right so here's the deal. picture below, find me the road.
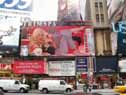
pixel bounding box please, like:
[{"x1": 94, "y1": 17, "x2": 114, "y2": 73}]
[{"x1": 3, "y1": 89, "x2": 120, "y2": 95}]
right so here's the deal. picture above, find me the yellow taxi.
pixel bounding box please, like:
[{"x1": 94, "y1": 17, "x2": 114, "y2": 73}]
[
  {"x1": 120, "y1": 94, "x2": 126, "y2": 95},
  {"x1": 114, "y1": 85, "x2": 126, "y2": 93}
]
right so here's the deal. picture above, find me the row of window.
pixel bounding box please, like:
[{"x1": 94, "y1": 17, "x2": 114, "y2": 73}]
[{"x1": 95, "y1": 2, "x2": 104, "y2": 23}]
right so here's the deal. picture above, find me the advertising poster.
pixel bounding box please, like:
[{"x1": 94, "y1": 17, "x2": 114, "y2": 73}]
[
  {"x1": 48, "y1": 61, "x2": 75, "y2": 76},
  {"x1": 0, "y1": 15, "x2": 20, "y2": 55},
  {"x1": 12, "y1": 60, "x2": 46, "y2": 74},
  {"x1": 20, "y1": 24, "x2": 94, "y2": 56}
]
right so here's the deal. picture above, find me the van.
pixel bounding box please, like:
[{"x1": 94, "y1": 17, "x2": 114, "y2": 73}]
[
  {"x1": 38, "y1": 79, "x2": 73, "y2": 94},
  {"x1": 0, "y1": 79, "x2": 29, "y2": 93}
]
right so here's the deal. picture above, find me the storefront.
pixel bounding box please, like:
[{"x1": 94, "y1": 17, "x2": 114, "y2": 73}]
[{"x1": 95, "y1": 56, "x2": 118, "y2": 88}]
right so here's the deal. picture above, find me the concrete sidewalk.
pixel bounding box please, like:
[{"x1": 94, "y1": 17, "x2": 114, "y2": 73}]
[{"x1": 74, "y1": 88, "x2": 118, "y2": 94}]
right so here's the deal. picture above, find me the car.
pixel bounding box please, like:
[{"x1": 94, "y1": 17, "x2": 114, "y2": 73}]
[
  {"x1": 38, "y1": 79, "x2": 73, "y2": 94},
  {"x1": 113, "y1": 85, "x2": 126, "y2": 93},
  {"x1": 0, "y1": 79, "x2": 30, "y2": 93}
]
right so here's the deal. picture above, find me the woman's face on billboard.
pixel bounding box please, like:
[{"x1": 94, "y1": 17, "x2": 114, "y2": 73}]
[{"x1": 32, "y1": 28, "x2": 47, "y2": 44}]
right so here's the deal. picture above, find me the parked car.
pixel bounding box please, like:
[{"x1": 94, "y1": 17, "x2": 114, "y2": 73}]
[
  {"x1": 0, "y1": 79, "x2": 30, "y2": 93},
  {"x1": 38, "y1": 79, "x2": 73, "y2": 94}
]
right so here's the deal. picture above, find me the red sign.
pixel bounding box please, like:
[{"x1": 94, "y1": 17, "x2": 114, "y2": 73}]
[
  {"x1": 12, "y1": 60, "x2": 46, "y2": 74},
  {"x1": 0, "y1": 64, "x2": 11, "y2": 70}
]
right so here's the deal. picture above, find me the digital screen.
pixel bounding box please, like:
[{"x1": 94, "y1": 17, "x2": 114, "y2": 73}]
[
  {"x1": 20, "y1": 22, "x2": 94, "y2": 56},
  {"x1": 0, "y1": 15, "x2": 21, "y2": 55}
]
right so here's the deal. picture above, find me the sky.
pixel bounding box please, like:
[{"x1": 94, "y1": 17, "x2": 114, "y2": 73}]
[{"x1": 31, "y1": 0, "x2": 58, "y2": 21}]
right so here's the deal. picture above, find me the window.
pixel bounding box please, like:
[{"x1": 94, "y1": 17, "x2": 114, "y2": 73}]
[
  {"x1": 99, "y1": 2, "x2": 103, "y2": 8},
  {"x1": 95, "y1": 2, "x2": 98, "y2": 8},
  {"x1": 101, "y1": 14, "x2": 104, "y2": 22},
  {"x1": 15, "y1": 81, "x2": 19, "y2": 84},
  {"x1": 96, "y1": 14, "x2": 100, "y2": 22},
  {"x1": 60, "y1": 80, "x2": 65, "y2": 85}
]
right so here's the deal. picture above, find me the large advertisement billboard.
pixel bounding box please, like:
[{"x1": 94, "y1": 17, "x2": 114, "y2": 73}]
[
  {"x1": 20, "y1": 23, "x2": 94, "y2": 56},
  {"x1": 0, "y1": 15, "x2": 20, "y2": 55}
]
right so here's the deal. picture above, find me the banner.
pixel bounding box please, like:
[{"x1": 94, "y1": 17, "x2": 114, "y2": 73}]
[
  {"x1": 20, "y1": 24, "x2": 94, "y2": 56},
  {"x1": 48, "y1": 61, "x2": 75, "y2": 76},
  {"x1": 12, "y1": 60, "x2": 46, "y2": 74}
]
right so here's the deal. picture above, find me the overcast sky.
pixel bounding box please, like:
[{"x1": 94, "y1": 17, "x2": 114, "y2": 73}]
[{"x1": 31, "y1": 0, "x2": 58, "y2": 21}]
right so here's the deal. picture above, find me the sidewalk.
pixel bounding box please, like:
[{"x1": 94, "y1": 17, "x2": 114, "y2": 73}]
[{"x1": 74, "y1": 88, "x2": 118, "y2": 94}]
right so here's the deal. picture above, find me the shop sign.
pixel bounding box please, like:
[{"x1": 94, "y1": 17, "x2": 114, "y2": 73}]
[
  {"x1": 96, "y1": 57, "x2": 117, "y2": 73},
  {"x1": 12, "y1": 60, "x2": 46, "y2": 74},
  {"x1": 76, "y1": 57, "x2": 88, "y2": 72},
  {"x1": 48, "y1": 61, "x2": 75, "y2": 76},
  {"x1": 0, "y1": 64, "x2": 11, "y2": 70}
]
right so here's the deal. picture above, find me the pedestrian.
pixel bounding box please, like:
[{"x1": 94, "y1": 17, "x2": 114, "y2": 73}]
[
  {"x1": 83, "y1": 81, "x2": 88, "y2": 93},
  {"x1": 88, "y1": 84, "x2": 92, "y2": 92}
]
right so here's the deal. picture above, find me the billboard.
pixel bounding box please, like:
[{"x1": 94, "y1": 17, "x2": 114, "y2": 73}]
[
  {"x1": 0, "y1": 0, "x2": 32, "y2": 17},
  {"x1": 48, "y1": 61, "x2": 75, "y2": 76},
  {"x1": 20, "y1": 23, "x2": 94, "y2": 56},
  {"x1": 12, "y1": 60, "x2": 46, "y2": 74},
  {"x1": 0, "y1": 15, "x2": 20, "y2": 55}
]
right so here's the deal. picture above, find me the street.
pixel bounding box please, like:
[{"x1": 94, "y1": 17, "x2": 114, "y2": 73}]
[{"x1": 3, "y1": 89, "x2": 120, "y2": 95}]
